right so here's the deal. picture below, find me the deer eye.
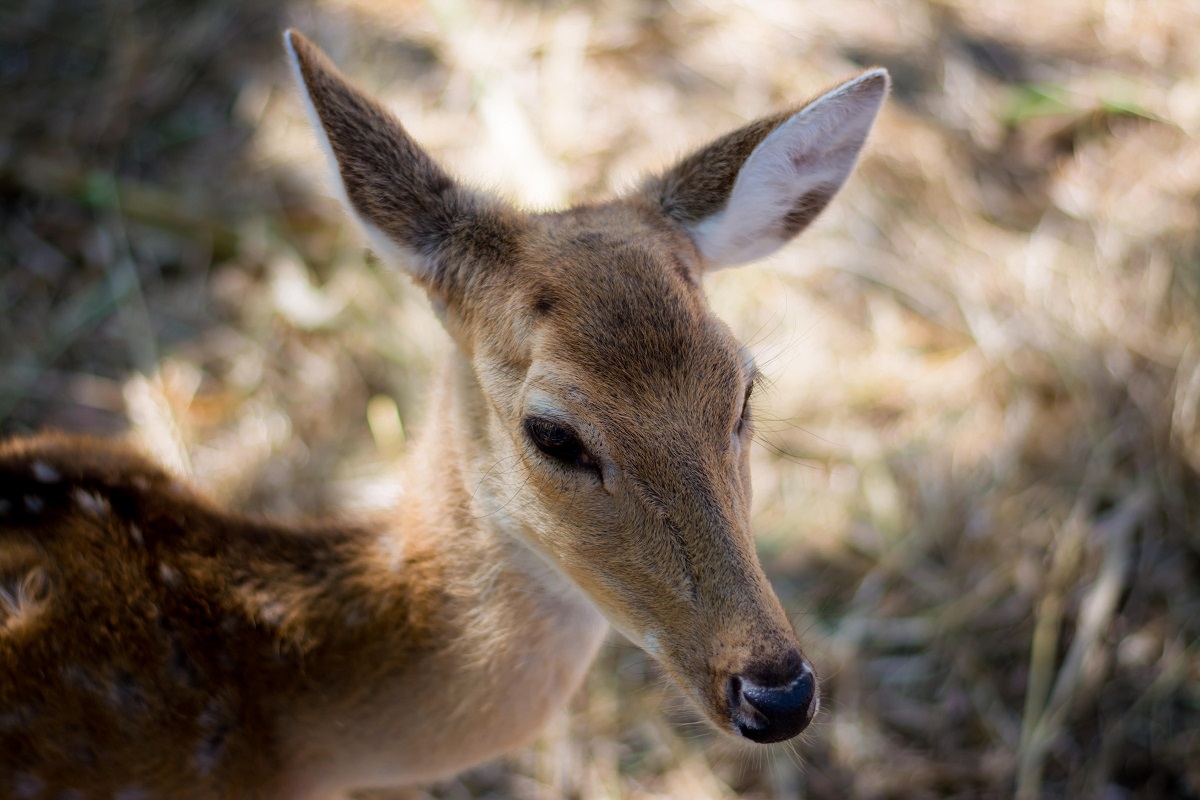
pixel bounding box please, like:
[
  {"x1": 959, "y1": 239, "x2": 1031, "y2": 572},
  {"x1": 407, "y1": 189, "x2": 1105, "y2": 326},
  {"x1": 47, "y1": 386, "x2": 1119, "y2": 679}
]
[
  {"x1": 735, "y1": 384, "x2": 753, "y2": 437},
  {"x1": 524, "y1": 417, "x2": 596, "y2": 471}
]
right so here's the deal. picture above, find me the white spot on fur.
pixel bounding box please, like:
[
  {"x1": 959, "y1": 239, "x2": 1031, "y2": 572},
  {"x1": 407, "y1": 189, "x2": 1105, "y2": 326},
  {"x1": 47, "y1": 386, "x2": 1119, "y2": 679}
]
[
  {"x1": 259, "y1": 599, "x2": 286, "y2": 626},
  {"x1": 194, "y1": 694, "x2": 232, "y2": 776},
  {"x1": 233, "y1": 585, "x2": 288, "y2": 628},
  {"x1": 31, "y1": 461, "x2": 61, "y2": 483},
  {"x1": 23, "y1": 495, "x2": 43, "y2": 514},
  {"x1": 129, "y1": 524, "x2": 144, "y2": 546},
  {"x1": 158, "y1": 563, "x2": 180, "y2": 587},
  {"x1": 0, "y1": 567, "x2": 49, "y2": 630},
  {"x1": 642, "y1": 632, "x2": 661, "y2": 655},
  {"x1": 72, "y1": 488, "x2": 109, "y2": 516}
]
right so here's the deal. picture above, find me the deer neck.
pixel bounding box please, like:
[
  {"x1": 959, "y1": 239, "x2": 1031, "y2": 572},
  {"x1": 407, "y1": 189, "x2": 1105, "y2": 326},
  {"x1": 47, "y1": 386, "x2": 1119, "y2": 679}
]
[{"x1": 281, "y1": 352, "x2": 608, "y2": 793}]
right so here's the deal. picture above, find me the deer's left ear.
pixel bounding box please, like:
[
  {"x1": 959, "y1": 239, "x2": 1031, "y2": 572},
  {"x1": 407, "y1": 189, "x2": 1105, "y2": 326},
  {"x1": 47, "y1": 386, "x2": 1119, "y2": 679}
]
[{"x1": 644, "y1": 69, "x2": 889, "y2": 270}]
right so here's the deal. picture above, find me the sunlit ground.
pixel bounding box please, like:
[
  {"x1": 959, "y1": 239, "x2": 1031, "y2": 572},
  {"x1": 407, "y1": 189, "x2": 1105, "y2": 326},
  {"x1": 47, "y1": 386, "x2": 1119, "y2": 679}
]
[{"x1": 2, "y1": 0, "x2": 1199, "y2": 797}]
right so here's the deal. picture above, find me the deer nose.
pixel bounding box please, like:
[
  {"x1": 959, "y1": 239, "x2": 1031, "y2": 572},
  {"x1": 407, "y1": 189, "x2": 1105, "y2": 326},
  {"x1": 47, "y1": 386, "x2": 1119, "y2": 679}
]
[{"x1": 728, "y1": 660, "x2": 817, "y2": 743}]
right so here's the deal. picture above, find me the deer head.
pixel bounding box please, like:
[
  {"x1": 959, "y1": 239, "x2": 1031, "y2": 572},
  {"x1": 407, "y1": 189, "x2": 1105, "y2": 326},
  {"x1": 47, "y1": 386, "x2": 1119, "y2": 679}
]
[{"x1": 286, "y1": 30, "x2": 887, "y2": 744}]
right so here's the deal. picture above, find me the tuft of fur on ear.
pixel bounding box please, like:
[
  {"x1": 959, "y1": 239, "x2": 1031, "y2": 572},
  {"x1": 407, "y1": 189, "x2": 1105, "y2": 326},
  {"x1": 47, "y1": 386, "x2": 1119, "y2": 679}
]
[
  {"x1": 284, "y1": 30, "x2": 518, "y2": 290},
  {"x1": 644, "y1": 69, "x2": 890, "y2": 270}
]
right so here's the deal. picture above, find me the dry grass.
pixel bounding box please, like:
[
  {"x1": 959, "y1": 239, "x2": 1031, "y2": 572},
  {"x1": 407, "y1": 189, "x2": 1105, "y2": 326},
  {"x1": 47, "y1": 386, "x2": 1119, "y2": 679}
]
[{"x1": 3, "y1": 0, "x2": 1199, "y2": 797}]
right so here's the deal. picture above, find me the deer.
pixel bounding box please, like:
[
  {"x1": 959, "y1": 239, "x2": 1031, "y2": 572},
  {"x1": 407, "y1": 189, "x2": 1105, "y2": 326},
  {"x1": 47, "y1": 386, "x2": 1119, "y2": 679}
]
[{"x1": 0, "y1": 30, "x2": 888, "y2": 799}]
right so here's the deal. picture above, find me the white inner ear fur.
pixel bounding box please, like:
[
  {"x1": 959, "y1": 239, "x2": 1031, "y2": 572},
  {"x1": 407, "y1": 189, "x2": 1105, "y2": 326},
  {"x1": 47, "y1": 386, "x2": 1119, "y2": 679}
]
[
  {"x1": 283, "y1": 31, "x2": 417, "y2": 274},
  {"x1": 692, "y1": 68, "x2": 890, "y2": 269}
]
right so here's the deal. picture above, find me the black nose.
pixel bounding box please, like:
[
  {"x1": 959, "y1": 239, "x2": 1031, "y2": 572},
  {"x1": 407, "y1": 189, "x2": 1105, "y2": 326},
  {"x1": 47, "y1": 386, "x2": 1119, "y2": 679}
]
[{"x1": 729, "y1": 662, "x2": 817, "y2": 743}]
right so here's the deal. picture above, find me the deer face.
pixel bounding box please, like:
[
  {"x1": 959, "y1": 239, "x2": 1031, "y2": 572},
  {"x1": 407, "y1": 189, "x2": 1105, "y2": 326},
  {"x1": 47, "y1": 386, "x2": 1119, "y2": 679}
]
[
  {"x1": 482, "y1": 209, "x2": 815, "y2": 741},
  {"x1": 286, "y1": 30, "x2": 887, "y2": 743}
]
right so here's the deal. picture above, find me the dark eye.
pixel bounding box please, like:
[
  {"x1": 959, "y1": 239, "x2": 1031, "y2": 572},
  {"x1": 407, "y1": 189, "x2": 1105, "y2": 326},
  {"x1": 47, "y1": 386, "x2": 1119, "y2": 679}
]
[
  {"x1": 524, "y1": 417, "x2": 596, "y2": 470},
  {"x1": 735, "y1": 384, "x2": 753, "y2": 437}
]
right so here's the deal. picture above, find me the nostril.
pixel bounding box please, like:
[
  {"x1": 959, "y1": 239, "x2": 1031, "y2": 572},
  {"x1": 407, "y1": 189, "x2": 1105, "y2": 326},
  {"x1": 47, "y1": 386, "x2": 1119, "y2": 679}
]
[
  {"x1": 729, "y1": 664, "x2": 817, "y2": 744},
  {"x1": 741, "y1": 669, "x2": 815, "y2": 717}
]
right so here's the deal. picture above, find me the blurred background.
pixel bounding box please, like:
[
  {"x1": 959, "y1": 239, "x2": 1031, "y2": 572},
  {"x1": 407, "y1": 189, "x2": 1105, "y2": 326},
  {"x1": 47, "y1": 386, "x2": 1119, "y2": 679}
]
[{"x1": 2, "y1": 0, "x2": 1199, "y2": 797}]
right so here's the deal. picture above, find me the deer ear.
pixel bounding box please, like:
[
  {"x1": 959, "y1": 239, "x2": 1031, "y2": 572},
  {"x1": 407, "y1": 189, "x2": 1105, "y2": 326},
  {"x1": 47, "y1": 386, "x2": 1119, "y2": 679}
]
[
  {"x1": 284, "y1": 30, "x2": 517, "y2": 291},
  {"x1": 645, "y1": 69, "x2": 889, "y2": 270}
]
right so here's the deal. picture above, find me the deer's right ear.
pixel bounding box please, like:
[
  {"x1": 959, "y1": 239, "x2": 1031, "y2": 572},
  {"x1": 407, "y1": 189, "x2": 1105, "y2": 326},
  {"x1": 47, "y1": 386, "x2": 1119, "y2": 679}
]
[
  {"x1": 644, "y1": 69, "x2": 889, "y2": 270},
  {"x1": 284, "y1": 30, "x2": 515, "y2": 292}
]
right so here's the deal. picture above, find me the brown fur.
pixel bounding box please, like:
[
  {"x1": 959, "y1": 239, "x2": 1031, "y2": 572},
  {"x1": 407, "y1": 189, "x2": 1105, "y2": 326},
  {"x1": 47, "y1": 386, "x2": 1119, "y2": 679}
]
[{"x1": 0, "y1": 31, "x2": 886, "y2": 798}]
